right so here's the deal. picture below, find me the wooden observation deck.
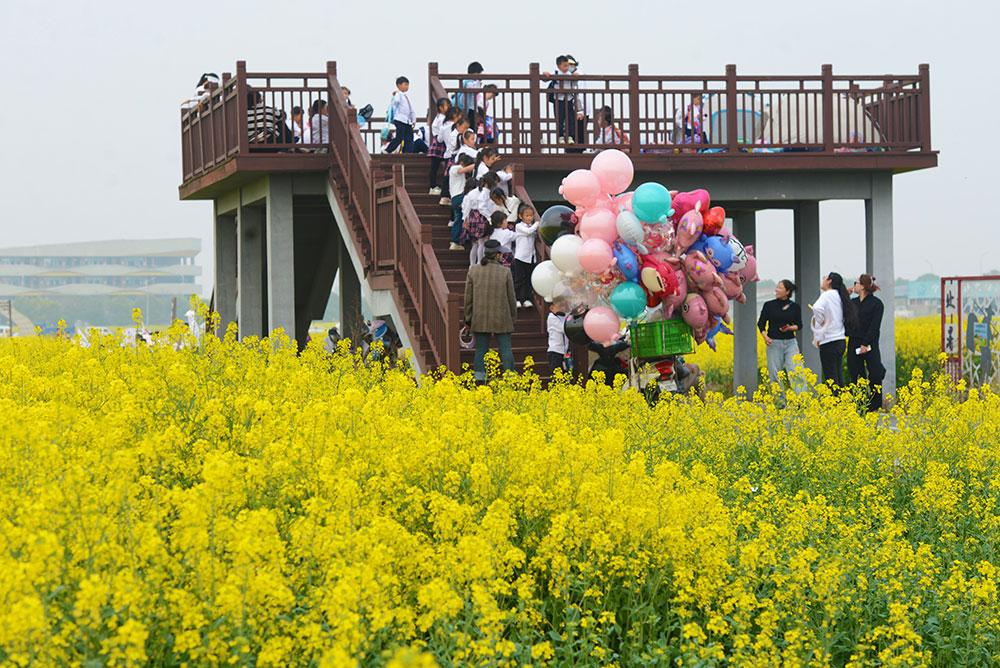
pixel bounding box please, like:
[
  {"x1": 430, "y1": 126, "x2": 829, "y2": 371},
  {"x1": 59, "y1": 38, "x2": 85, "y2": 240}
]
[{"x1": 180, "y1": 61, "x2": 935, "y2": 393}]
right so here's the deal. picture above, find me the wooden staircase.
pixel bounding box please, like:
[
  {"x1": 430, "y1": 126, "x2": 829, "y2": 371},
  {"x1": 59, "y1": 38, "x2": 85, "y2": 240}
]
[
  {"x1": 374, "y1": 156, "x2": 551, "y2": 374},
  {"x1": 323, "y1": 75, "x2": 551, "y2": 375}
]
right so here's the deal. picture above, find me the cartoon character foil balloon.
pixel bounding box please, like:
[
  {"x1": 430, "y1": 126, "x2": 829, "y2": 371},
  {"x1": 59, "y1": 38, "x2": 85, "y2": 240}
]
[
  {"x1": 674, "y1": 203, "x2": 704, "y2": 254},
  {"x1": 681, "y1": 293, "x2": 709, "y2": 329},
  {"x1": 735, "y1": 245, "x2": 759, "y2": 284},
  {"x1": 721, "y1": 272, "x2": 746, "y2": 304},
  {"x1": 703, "y1": 285, "x2": 731, "y2": 320},
  {"x1": 704, "y1": 235, "x2": 734, "y2": 272},
  {"x1": 727, "y1": 236, "x2": 748, "y2": 273},
  {"x1": 639, "y1": 255, "x2": 679, "y2": 300},
  {"x1": 695, "y1": 317, "x2": 733, "y2": 350},
  {"x1": 612, "y1": 242, "x2": 640, "y2": 282},
  {"x1": 682, "y1": 250, "x2": 723, "y2": 291},
  {"x1": 669, "y1": 189, "x2": 711, "y2": 225},
  {"x1": 663, "y1": 267, "x2": 688, "y2": 317},
  {"x1": 687, "y1": 233, "x2": 709, "y2": 256},
  {"x1": 631, "y1": 182, "x2": 674, "y2": 224},
  {"x1": 615, "y1": 210, "x2": 648, "y2": 254}
]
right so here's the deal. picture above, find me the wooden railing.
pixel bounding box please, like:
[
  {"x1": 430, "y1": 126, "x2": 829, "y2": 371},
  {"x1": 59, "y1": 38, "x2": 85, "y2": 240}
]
[
  {"x1": 182, "y1": 62, "x2": 933, "y2": 183},
  {"x1": 326, "y1": 65, "x2": 461, "y2": 371},
  {"x1": 180, "y1": 61, "x2": 935, "y2": 373},
  {"x1": 428, "y1": 63, "x2": 932, "y2": 155},
  {"x1": 181, "y1": 62, "x2": 333, "y2": 181}
]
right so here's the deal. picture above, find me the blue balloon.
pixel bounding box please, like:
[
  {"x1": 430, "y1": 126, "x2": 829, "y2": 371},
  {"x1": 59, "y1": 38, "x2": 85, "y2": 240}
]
[
  {"x1": 631, "y1": 183, "x2": 674, "y2": 224},
  {"x1": 612, "y1": 242, "x2": 640, "y2": 282},
  {"x1": 705, "y1": 235, "x2": 734, "y2": 272},
  {"x1": 609, "y1": 281, "x2": 648, "y2": 319},
  {"x1": 687, "y1": 233, "x2": 709, "y2": 256}
]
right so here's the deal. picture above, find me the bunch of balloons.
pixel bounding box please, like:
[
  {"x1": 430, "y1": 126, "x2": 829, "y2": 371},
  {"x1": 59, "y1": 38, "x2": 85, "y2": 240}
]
[{"x1": 530, "y1": 149, "x2": 759, "y2": 351}]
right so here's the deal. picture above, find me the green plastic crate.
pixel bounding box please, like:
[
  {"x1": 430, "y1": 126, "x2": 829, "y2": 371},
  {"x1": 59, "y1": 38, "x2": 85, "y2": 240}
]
[{"x1": 629, "y1": 319, "x2": 695, "y2": 359}]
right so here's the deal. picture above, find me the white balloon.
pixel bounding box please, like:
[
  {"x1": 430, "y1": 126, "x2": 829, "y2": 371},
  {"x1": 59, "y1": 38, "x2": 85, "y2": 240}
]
[
  {"x1": 616, "y1": 210, "x2": 648, "y2": 255},
  {"x1": 550, "y1": 234, "x2": 584, "y2": 275},
  {"x1": 530, "y1": 261, "x2": 561, "y2": 301}
]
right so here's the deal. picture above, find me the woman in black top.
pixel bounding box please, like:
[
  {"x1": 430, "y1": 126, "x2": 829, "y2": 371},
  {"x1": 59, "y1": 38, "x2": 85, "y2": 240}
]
[
  {"x1": 847, "y1": 273, "x2": 886, "y2": 412},
  {"x1": 758, "y1": 279, "x2": 803, "y2": 399}
]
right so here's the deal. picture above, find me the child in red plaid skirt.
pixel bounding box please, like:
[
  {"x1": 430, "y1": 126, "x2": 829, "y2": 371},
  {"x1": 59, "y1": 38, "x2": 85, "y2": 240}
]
[{"x1": 461, "y1": 172, "x2": 500, "y2": 266}]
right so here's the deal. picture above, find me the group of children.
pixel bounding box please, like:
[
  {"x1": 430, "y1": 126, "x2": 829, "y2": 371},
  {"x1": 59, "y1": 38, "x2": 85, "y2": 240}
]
[{"x1": 420, "y1": 96, "x2": 540, "y2": 308}]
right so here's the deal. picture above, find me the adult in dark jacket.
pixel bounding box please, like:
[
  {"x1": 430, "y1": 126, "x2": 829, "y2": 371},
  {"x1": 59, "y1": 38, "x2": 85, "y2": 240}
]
[
  {"x1": 757, "y1": 279, "x2": 804, "y2": 402},
  {"x1": 464, "y1": 239, "x2": 518, "y2": 382},
  {"x1": 847, "y1": 273, "x2": 886, "y2": 412}
]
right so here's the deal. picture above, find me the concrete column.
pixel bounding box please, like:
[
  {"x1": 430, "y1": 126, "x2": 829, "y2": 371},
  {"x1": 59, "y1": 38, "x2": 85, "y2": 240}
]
[
  {"x1": 266, "y1": 174, "x2": 296, "y2": 341},
  {"x1": 732, "y1": 211, "x2": 758, "y2": 396},
  {"x1": 237, "y1": 202, "x2": 265, "y2": 339},
  {"x1": 338, "y1": 237, "x2": 363, "y2": 345},
  {"x1": 865, "y1": 173, "x2": 895, "y2": 398},
  {"x1": 794, "y1": 201, "x2": 822, "y2": 376},
  {"x1": 213, "y1": 204, "x2": 237, "y2": 336}
]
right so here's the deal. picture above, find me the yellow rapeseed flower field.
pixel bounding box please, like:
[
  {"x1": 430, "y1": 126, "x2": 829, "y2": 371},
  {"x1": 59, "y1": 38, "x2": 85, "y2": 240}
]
[
  {"x1": 0, "y1": 312, "x2": 996, "y2": 667},
  {"x1": 695, "y1": 316, "x2": 941, "y2": 393}
]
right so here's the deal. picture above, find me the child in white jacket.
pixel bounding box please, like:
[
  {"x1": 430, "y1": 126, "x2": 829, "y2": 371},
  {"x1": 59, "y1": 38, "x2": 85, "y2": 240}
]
[{"x1": 512, "y1": 204, "x2": 539, "y2": 308}]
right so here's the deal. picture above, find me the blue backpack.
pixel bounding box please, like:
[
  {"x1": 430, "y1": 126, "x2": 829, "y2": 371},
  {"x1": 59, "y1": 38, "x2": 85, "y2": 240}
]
[{"x1": 385, "y1": 94, "x2": 395, "y2": 124}]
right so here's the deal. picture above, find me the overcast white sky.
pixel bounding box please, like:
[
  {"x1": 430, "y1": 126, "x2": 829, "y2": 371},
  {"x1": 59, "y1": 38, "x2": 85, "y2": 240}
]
[{"x1": 1, "y1": 0, "x2": 996, "y2": 291}]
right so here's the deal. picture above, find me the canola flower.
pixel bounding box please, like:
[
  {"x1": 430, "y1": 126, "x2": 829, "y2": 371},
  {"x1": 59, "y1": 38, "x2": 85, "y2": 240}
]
[
  {"x1": 0, "y1": 307, "x2": 997, "y2": 667},
  {"x1": 695, "y1": 316, "x2": 942, "y2": 394}
]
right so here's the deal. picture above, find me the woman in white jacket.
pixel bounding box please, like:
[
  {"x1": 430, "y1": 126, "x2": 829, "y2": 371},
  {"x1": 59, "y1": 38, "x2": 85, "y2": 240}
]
[{"x1": 811, "y1": 272, "x2": 858, "y2": 387}]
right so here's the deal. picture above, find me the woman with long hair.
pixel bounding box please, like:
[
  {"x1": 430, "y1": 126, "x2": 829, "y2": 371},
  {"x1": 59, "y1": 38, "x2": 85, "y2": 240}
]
[
  {"x1": 758, "y1": 279, "x2": 803, "y2": 402},
  {"x1": 847, "y1": 274, "x2": 886, "y2": 412},
  {"x1": 811, "y1": 271, "x2": 858, "y2": 387}
]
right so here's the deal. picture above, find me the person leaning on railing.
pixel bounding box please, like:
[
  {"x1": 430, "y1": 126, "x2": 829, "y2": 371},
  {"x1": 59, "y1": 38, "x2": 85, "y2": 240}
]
[{"x1": 181, "y1": 73, "x2": 219, "y2": 111}]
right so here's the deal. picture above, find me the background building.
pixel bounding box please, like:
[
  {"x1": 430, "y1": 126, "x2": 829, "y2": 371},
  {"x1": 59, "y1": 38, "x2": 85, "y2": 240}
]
[
  {"x1": 0, "y1": 239, "x2": 201, "y2": 329},
  {"x1": 0, "y1": 238, "x2": 201, "y2": 297}
]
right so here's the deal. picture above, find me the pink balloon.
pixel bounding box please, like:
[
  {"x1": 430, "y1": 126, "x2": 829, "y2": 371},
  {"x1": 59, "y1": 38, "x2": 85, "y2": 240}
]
[
  {"x1": 578, "y1": 238, "x2": 615, "y2": 274},
  {"x1": 681, "y1": 294, "x2": 709, "y2": 329},
  {"x1": 675, "y1": 205, "x2": 704, "y2": 254},
  {"x1": 735, "y1": 245, "x2": 759, "y2": 284},
  {"x1": 670, "y1": 189, "x2": 711, "y2": 225},
  {"x1": 703, "y1": 286, "x2": 730, "y2": 318},
  {"x1": 683, "y1": 250, "x2": 722, "y2": 291},
  {"x1": 664, "y1": 268, "x2": 687, "y2": 317},
  {"x1": 615, "y1": 192, "x2": 634, "y2": 213},
  {"x1": 590, "y1": 149, "x2": 634, "y2": 196},
  {"x1": 721, "y1": 272, "x2": 745, "y2": 304},
  {"x1": 584, "y1": 306, "x2": 622, "y2": 345},
  {"x1": 579, "y1": 208, "x2": 619, "y2": 244},
  {"x1": 559, "y1": 169, "x2": 602, "y2": 208}
]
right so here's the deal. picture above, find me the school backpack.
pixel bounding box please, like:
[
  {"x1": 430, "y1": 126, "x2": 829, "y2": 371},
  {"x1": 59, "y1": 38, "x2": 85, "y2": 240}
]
[{"x1": 385, "y1": 94, "x2": 395, "y2": 124}]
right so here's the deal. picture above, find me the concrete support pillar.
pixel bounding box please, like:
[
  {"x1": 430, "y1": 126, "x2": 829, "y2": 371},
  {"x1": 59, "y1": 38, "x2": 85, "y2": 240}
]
[
  {"x1": 213, "y1": 204, "x2": 237, "y2": 336},
  {"x1": 266, "y1": 174, "x2": 296, "y2": 341},
  {"x1": 732, "y1": 211, "x2": 758, "y2": 396},
  {"x1": 338, "y1": 237, "x2": 363, "y2": 344},
  {"x1": 866, "y1": 173, "x2": 895, "y2": 398},
  {"x1": 237, "y1": 203, "x2": 265, "y2": 339},
  {"x1": 794, "y1": 201, "x2": 822, "y2": 376}
]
